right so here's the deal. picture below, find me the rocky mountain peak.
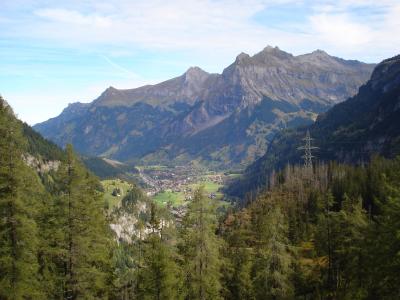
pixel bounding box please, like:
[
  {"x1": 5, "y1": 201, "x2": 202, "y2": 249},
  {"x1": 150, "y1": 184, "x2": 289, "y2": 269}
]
[
  {"x1": 185, "y1": 66, "x2": 207, "y2": 75},
  {"x1": 253, "y1": 46, "x2": 293, "y2": 61},
  {"x1": 298, "y1": 49, "x2": 338, "y2": 65},
  {"x1": 99, "y1": 86, "x2": 120, "y2": 98},
  {"x1": 235, "y1": 52, "x2": 251, "y2": 63},
  {"x1": 263, "y1": 45, "x2": 276, "y2": 51},
  {"x1": 261, "y1": 45, "x2": 285, "y2": 54},
  {"x1": 183, "y1": 66, "x2": 210, "y2": 83},
  {"x1": 312, "y1": 49, "x2": 329, "y2": 55},
  {"x1": 93, "y1": 85, "x2": 142, "y2": 107}
]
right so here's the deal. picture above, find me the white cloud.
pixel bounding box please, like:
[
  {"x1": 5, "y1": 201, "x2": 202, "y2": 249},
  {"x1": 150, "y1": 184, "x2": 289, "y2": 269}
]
[
  {"x1": 29, "y1": 0, "x2": 275, "y2": 53},
  {"x1": 35, "y1": 8, "x2": 112, "y2": 28},
  {"x1": 1, "y1": 0, "x2": 391, "y2": 62},
  {"x1": 308, "y1": 13, "x2": 372, "y2": 49},
  {"x1": 307, "y1": 1, "x2": 400, "y2": 59}
]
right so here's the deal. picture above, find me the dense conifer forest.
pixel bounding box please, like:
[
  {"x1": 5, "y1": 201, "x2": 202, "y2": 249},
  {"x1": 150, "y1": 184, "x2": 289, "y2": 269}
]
[{"x1": 2, "y1": 94, "x2": 400, "y2": 299}]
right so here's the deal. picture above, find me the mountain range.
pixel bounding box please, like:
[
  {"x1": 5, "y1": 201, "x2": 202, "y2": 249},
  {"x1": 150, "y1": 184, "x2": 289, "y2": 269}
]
[
  {"x1": 227, "y1": 54, "x2": 400, "y2": 198},
  {"x1": 34, "y1": 46, "x2": 375, "y2": 169}
]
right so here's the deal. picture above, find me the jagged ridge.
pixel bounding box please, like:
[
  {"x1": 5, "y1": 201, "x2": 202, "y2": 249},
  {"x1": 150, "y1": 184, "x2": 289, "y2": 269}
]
[{"x1": 34, "y1": 46, "x2": 375, "y2": 169}]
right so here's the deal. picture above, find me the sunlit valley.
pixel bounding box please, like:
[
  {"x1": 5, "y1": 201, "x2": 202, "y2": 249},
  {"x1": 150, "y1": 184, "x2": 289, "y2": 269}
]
[{"x1": 1, "y1": 1, "x2": 400, "y2": 299}]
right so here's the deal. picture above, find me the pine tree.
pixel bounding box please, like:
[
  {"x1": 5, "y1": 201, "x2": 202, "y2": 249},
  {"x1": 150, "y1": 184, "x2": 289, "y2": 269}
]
[
  {"x1": 221, "y1": 210, "x2": 254, "y2": 300},
  {"x1": 252, "y1": 203, "x2": 293, "y2": 300},
  {"x1": 179, "y1": 187, "x2": 223, "y2": 300},
  {"x1": 315, "y1": 192, "x2": 368, "y2": 299},
  {"x1": 334, "y1": 195, "x2": 368, "y2": 298},
  {"x1": 314, "y1": 190, "x2": 335, "y2": 297},
  {"x1": 366, "y1": 167, "x2": 400, "y2": 298},
  {"x1": 0, "y1": 98, "x2": 43, "y2": 299},
  {"x1": 48, "y1": 144, "x2": 114, "y2": 299},
  {"x1": 141, "y1": 202, "x2": 181, "y2": 300}
]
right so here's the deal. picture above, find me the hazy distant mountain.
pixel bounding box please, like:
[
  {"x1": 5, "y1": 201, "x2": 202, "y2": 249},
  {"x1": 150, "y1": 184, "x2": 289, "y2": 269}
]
[
  {"x1": 34, "y1": 46, "x2": 375, "y2": 168},
  {"x1": 227, "y1": 54, "x2": 400, "y2": 197}
]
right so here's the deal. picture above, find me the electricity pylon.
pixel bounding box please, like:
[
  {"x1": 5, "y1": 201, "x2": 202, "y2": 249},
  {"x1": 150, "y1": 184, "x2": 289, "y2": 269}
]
[{"x1": 298, "y1": 130, "x2": 318, "y2": 170}]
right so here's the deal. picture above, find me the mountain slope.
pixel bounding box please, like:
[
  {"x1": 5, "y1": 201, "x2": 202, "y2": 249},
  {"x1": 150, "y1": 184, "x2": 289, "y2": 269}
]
[
  {"x1": 228, "y1": 54, "x2": 400, "y2": 197},
  {"x1": 0, "y1": 96, "x2": 131, "y2": 181},
  {"x1": 34, "y1": 47, "x2": 375, "y2": 168}
]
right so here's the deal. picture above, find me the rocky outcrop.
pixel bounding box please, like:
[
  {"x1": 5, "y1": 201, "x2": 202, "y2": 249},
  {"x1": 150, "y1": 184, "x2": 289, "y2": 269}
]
[{"x1": 23, "y1": 153, "x2": 60, "y2": 174}]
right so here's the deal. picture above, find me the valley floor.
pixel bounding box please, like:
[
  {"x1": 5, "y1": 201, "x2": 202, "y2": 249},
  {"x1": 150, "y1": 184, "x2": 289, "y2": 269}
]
[{"x1": 102, "y1": 164, "x2": 233, "y2": 210}]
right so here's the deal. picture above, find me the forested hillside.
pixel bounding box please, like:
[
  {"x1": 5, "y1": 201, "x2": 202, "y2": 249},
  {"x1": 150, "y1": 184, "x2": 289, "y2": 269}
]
[
  {"x1": 2, "y1": 95, "x2": 400, "y2": 299},
  {"x1": 0, "y1": 97, "x2": 114, "y2": 299},
  {"x1": 221, "y1": 158, "x2": 400, "y2": 299},
  {"x1": 21, "y1": 112, "x2": 138, "y2": 182}
]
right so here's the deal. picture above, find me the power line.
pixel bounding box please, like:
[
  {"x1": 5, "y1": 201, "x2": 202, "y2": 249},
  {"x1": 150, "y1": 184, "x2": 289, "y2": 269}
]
[{"x1": 297, "y1": 130, "x2": 318, "y2": 169}]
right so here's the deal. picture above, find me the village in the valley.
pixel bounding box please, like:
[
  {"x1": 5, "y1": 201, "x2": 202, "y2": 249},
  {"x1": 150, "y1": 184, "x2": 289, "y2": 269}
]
[
  {"x1": 102, "y1": 163, "x2": 238, "y2": 220},
  {"x1": 138, "y1": 165, "x2": 225, "y2": 200}
]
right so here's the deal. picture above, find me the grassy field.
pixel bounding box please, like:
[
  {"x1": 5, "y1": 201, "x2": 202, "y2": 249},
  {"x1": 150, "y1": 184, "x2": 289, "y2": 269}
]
[
  {"x1": 152, "y1": 178, "x2": 224, "y2": 207},
  {"x1": 101, "y1": 179, "x2": 132, "y2": 209},
  {"x1": 152, "y1": 191, "x2": 185, "y2": 206},
  {"x1": 190, "y1": 181, "x2": 223, "y2": 198},
  {"x1": 190, "y1": 180, "x2": 229, "y2": 209}
]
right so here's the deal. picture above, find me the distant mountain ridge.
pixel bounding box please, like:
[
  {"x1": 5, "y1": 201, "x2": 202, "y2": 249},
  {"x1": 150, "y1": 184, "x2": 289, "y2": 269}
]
[
  {"x1": 227, "y1": 54, "x2": 400, "y2": 197},
  {"x1": 95, "y1": 66, "x2": 214, "y2": 108},
  {"x1": 34, "y1": 46, "x2": 375, "y2": 168}
]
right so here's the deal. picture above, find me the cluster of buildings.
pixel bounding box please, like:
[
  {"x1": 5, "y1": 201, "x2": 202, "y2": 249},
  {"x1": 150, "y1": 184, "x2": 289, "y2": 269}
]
[{"x1": 141, "y1": 166, "x2": 224, "y2": 202}]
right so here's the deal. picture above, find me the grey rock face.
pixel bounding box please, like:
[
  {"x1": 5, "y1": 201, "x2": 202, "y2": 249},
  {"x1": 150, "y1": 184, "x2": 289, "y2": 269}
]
[
  {"x1": 95, "y1": 66, "x2": 215, "y2": 108},
  {"x1": 167, "y1": 47, "x2": 373, "y2": 137},
  {"x1": 34, "y1": 47, "x2": 375, "y2": 168}
]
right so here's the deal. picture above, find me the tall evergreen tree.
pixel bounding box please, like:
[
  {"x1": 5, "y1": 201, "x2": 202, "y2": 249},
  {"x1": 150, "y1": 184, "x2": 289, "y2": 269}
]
[
  {"x1": 366, "y1": 167, "x2": 400, "y2": 298},
  {"x1": 140, "y1": 202, "x2": 181, "y2": 300},
  {"x1": 179, "y1": 187, "x2": 223, "y2": 300},
  {"x1": 48, "y1": 144, "x2": 114, "y2": 299},
  {"x1": 221, "y1": 209, "x2": 254, "y2": 300},
  {"x1": 252, "y1": 202, "x2": 293, "y2": 300},
  {"x1": 334, "y1": 195, "x2": 368, "y2": 298}
]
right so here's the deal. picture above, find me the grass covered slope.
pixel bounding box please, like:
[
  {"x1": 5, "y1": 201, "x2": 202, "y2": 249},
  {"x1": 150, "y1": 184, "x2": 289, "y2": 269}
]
[{"x1": 101, "y1": 178, "x2": 134, "y2": 209}]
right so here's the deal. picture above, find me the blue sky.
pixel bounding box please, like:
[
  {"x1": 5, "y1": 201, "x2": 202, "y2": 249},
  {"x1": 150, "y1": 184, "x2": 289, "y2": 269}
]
[{"x1": 1, "y1": 0, "x2": 399, "y2": 125}]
